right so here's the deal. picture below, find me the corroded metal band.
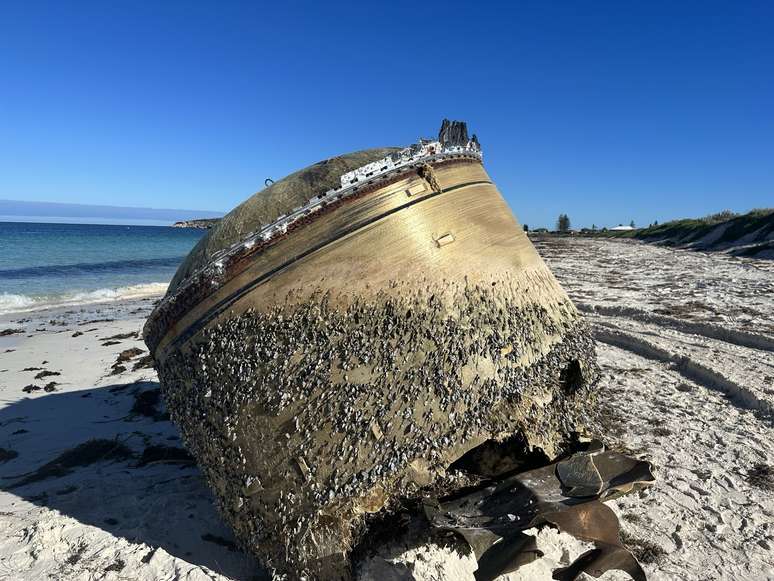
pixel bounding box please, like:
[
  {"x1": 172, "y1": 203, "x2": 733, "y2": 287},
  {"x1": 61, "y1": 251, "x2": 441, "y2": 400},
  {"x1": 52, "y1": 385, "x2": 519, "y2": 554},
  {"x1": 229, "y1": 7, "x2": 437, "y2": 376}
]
[
  {"x1": 164, "y1": 178, "x2": 493, "y2": 352},
  {"x1": 145, "y1": 158, "x2": 525, "y2": 355}
]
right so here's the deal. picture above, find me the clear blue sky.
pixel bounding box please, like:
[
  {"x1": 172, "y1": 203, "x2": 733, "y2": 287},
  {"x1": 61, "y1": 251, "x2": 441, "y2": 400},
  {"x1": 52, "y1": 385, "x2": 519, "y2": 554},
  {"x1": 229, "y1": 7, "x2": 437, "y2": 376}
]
[{"x1": 1, "y1": 1, "x2": 772, "y2": 229}]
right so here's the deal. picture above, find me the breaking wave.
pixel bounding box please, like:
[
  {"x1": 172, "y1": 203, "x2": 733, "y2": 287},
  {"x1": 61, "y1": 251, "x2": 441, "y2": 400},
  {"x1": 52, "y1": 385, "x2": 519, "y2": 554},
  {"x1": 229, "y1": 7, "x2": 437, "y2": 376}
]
[{"x1": 0, "y1": 282, "x2": 168, "y2": 315}]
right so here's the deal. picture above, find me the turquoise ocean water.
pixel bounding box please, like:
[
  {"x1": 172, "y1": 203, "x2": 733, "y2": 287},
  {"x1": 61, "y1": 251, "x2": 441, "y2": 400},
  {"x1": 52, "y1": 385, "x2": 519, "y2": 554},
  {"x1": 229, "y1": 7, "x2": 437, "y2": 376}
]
[{"x1": 0, "y1": 222, "x2": 206, "y2": 314}]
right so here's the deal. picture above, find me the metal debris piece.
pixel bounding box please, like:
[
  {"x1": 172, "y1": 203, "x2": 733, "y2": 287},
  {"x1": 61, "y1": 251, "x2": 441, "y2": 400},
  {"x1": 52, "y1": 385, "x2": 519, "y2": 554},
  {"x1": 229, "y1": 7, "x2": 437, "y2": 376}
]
[
  {"x1": 556, "y1": 452, "x2": 604, "y2": 497},
  {"x1": 547, "y1": 502, "x2": 645, "y2": 581},
  {"x1": 434, "y1": 233, "x2": 456, "y2": 248},
  {"x1": 425, "y1": 446, "x2": 655, "y2": 580}
]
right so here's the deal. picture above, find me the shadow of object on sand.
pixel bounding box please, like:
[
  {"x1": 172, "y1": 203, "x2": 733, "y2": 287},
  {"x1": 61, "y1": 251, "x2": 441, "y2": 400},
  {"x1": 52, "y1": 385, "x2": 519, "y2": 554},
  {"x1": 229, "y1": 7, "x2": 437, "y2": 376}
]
[{"x1": 0, "y1": 381, "x2": 268, "y2": 580}]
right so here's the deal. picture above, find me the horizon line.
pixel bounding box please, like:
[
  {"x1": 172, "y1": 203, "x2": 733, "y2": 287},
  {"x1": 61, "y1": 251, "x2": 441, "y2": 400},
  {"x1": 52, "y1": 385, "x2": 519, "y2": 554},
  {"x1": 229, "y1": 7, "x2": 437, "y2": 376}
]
[
  {"x1": 0, "y1": 216, "x2": 214, "y2": 227},
  {"x1": 0, "y1": 199, "x2": 224, "y2": 222}
]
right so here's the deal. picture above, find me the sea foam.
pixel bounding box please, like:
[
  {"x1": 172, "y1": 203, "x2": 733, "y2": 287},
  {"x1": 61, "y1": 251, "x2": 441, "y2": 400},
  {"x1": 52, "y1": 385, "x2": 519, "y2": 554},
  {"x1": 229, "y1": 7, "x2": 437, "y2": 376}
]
[{"x1": 0, "y1": 282, "x2": 168, "y2": 315}]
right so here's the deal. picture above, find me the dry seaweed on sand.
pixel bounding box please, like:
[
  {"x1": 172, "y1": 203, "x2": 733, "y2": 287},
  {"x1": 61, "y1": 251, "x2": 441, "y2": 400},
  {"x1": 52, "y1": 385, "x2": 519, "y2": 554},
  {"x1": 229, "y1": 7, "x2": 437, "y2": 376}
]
[
  {"x1": 116, "y1": 347, "x2": 144, "y2": 362},
  {"x1": 6, "y1": 438, "x2": 133, "y2": 488},
  {"x1": 102, "y1": 331, "x2": 138, "y2": 341},
  {"x1": 620, "y1": 529, "x2": 667, "y2": 564},
  {"x1": 0, "y1": 448, "x2": 19, "y2": 463},
  {"x1": 109, "y1": 347, "x2": 145, "y2": 375},
  {"x1": 64, "y1": 540, "x2": 88, "y2": 566},
  {"x1": 132, "y1": 354, "x2": 155, "y2": 370},
  {"x1": 103, "y1": 559, "x2": 125, "y2": 573},
  {"x1": 55, "y1": 485, "x2": 78, "y2": 495},
  {"x1": 136, "y1": 444, "x2": 194, "y2": 467},
  {"x1": 129, "y1": 388, "x2": 169, "y2": 421},
  {"x1": 200, "y1": 533, "x2": 239, "y2": 552},
  {"x1": 78, "y1": 318, "x2": 115, "y2": 325},
  {"x1": 747, "y1": 463, "x2": 774, "y2": 491},
  {"x1": 0, "y1": 328, "x2": 24, "y2": 336}
]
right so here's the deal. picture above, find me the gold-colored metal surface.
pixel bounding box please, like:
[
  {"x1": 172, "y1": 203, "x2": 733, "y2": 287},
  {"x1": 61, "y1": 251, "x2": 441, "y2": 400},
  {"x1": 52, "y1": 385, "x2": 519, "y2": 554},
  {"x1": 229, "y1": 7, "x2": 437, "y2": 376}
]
[{"x1": 157, "y1": 161, "x2": 562, "y2": 355}]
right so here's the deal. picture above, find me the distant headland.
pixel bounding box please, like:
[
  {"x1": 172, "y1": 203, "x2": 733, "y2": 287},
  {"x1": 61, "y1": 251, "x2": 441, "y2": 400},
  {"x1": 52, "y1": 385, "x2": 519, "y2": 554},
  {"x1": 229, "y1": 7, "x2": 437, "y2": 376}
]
[
  {"x1": 0, "y1": 199, "x2": 223, "y2": 226},
  {"x1": 172, "y1": 218, "x2": 221, "y2": 229}
]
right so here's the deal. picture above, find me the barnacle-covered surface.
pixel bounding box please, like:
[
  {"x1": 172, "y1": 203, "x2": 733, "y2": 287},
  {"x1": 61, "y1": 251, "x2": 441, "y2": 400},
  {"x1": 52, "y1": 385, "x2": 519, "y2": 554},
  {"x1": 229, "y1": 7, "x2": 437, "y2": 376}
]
[
  {"x1": 148, "y1": 126, "x2": 600, "y2": 578},
  {"x1": 156, "y1": 281, "x2": 598, "y2": 578}
]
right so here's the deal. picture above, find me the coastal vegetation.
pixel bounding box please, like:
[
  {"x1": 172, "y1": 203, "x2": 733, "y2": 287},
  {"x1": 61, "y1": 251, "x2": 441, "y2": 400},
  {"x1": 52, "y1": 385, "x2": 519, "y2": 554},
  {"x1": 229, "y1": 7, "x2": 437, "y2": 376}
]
[
  {"x1": 556, "y1": 213, "x2": 571, "y2": 232},
  {"x1": 565, "y1": 209, "x2": 774, "y2": 258}
]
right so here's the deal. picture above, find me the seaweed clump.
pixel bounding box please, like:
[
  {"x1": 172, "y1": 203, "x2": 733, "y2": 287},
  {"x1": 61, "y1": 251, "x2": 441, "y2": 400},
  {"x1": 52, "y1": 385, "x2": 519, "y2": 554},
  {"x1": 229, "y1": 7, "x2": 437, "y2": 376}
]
[{"x1": 9, "y1": 439, "x2": 132, "y2": 488}]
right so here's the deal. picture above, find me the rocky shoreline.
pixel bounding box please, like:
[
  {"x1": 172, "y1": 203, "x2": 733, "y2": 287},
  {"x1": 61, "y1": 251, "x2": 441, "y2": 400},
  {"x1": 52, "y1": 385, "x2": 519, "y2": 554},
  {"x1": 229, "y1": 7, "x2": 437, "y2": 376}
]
[{"x1": 172, "y1": 218, "x2": 221, "y2": 229}]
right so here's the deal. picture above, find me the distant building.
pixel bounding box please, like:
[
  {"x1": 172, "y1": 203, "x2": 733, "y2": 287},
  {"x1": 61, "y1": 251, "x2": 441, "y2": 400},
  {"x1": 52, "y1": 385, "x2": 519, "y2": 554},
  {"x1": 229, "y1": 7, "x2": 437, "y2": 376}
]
[{"x1": 610, "y1": 225, "x2": 635, "y2": 231}]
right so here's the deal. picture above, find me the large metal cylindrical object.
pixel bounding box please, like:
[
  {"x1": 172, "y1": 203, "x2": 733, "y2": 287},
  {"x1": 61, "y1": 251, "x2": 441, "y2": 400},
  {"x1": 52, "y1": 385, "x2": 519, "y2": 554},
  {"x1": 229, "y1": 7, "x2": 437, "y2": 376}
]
[{"x1": 144, "y1": 124, "x2": 598, "y2": 579}]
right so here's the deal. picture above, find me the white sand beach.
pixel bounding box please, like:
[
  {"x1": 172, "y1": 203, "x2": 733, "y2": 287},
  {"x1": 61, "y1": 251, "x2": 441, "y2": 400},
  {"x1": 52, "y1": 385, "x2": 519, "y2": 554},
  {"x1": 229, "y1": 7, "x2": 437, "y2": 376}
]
[
  {"x1": 0, "y1": 297, "x2": 263, "y2": 580},
  {"x1": 534, "y1": 236, "x2": 774, "y2": 581},
  {"x1": 0, "y1": 238, "x2": 772, "y2": 580}
]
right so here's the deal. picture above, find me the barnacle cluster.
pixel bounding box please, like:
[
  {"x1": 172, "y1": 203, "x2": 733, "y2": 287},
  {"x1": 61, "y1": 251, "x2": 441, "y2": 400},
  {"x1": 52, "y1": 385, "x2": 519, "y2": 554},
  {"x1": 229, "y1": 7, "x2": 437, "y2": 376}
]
[{"x1": 156, "y1": 275, "x2": 598, "y2": 578}]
